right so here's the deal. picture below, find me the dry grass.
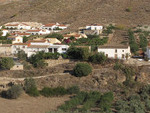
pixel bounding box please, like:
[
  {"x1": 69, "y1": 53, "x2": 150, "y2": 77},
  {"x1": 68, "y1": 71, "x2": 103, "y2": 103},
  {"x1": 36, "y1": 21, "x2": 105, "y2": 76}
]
[
  {"x1": 0, "y1": 93, "x2": 70, "y2": 113},
  {"x1": 0, "y1": 0, "x2": 149, "y2": 31}
]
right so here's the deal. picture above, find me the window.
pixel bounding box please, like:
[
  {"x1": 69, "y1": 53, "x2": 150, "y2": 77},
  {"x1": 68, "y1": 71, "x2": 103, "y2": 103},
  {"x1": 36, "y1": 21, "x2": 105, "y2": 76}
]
[
  {"x1": 62, "y1": 48, "x2": 67, "y2": 51},
  {"x1": 49, "y1": 48, "x2": 52, "y2": 52},
  {"x1": 122, "y1": 54, "x2": 125, "y2": 58},
  {"x1": 54, "y1": 48, "x2": 57, "y2": 53},
  {"x1": 106, "y1": 54, "x2": 108, "y2": 57},
  {"x1": 115, "y1": 49, "x2": 117, "y2": 53}
]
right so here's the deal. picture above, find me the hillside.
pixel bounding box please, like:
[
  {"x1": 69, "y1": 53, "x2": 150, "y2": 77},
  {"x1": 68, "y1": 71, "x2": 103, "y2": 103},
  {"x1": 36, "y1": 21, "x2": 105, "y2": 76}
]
[{"x1": 0, "y1": 0, "x2": 150, "y2": 30}]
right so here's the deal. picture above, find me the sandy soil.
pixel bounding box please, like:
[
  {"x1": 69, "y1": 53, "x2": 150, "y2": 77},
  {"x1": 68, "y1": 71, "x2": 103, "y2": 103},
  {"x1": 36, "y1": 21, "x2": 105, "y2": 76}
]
[{"x1": 0, "y1": 93, "x2": 70, "y2": 113}]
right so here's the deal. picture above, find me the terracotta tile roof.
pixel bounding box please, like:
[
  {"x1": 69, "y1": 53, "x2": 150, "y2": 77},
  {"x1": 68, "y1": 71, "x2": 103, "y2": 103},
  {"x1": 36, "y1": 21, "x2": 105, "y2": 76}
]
[
  {"x1": 98, "y1": 45, "x2": 129, "y2": 49},
  {"x1": 17, "y1": 33, "x2": 30, "y2": 36},
  {"x1": 63, "y1": 34, "x2": 81, "y2": 37},
  {"x1": 5, "y1": 24, "x2": 19, "y2": 26},
  {"x1": 13, "y1": 43, "x2": 27, "y2": 45},
  {"x1": 43, "y1": 23, "x2": 56, "y2": 27},
  {"x1": 58, "y1": 24, "x2": 66, "y2": 27},
  {"x1": 27, "y1": 39, "x2": 46, "y2": 43},
  {"x1": 28, "y1": 45, "x2": 49, "y2": 48},
  {"x1": 26, "y1": 30, "x2": 41, "y2": 32}
]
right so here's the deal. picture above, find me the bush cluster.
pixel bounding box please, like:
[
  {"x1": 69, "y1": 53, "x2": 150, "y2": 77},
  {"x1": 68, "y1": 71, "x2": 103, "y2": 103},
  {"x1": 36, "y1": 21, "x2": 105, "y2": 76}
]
[
  {"x1": 59, "y1": 91, "x2": 113, "y2": 112},
  {"x1": 24, "y1": 78, "x2": 39, "y2": 97},
  {"x1": 73, "y1": 63, "x2": 92, "y2": 77},
  {"x1": 88, "y1": 52, "x2": 107, "y2": 64},
  {"x1": 40, "y1": 86, "x2": 80, "y2": 97},
  {"x1": 0, "y1": 57, "x2": 14, "y2": 70},
  {"x1": 1, "y1": 85, "x2": 23, "y2": 99}
]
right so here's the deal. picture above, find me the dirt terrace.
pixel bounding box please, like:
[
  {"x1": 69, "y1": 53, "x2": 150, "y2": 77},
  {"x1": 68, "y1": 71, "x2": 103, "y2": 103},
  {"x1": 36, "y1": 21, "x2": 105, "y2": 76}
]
[{"x1": 0, "y1": 93, "x2": 70, "y2": 113}]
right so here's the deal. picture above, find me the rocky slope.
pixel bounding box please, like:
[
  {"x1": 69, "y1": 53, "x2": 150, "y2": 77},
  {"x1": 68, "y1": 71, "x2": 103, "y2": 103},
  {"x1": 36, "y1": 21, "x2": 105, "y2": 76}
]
[{"x1": 0, "y1": 0, "x2": 149, "y2": 30}]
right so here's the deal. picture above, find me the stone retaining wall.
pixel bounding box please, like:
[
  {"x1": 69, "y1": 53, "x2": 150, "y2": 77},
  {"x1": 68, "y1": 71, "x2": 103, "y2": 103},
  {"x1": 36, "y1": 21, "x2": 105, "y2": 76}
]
[{"x1": 45, "y1": 59, "x2": 70, "y2": 67}]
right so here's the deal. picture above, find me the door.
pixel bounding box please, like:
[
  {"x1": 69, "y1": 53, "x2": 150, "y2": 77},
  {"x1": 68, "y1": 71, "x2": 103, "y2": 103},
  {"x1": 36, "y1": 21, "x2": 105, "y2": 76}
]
[{"x1": 115, "y1": 54, "x2": 118, "y2": 59}]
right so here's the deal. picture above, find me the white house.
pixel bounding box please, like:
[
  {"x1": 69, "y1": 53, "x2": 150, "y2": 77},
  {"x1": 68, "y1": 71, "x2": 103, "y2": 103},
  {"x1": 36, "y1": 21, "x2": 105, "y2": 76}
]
[
  {"x1": 63, "y1": 33, "x2": 87, "y2": 40},
  {"x1": 5, "y1": 22, "x2": 31, "y2": 30},
  {"x1": 98, "y1": 45, "x2": 131, "y2": 59},
  {"x1": 57, "y1": 24, "x2": 68, "y2": 30},
  {"x1": 11, "y1": 38, "x2": 69, "y2": 57},
  {"x1": 2, "y1": 29, "x2": 9, "y2": 36},
  {"x1": 41, "y1": 23, "x2": 59, "y2": 30},
  {"x1": 5, "y1": 24, "x2": 19, "y2": 29},
  {"x1": 7, "y1": 36, "x2": 23, "y2": 44},
  {"x1": 86, "y1": 24, "x2": 103, "y2": 30},
  {"x1": 46, "y1": 38, "x2": 61, "y2": 44},
  {"x1": 41, "y1": 23, "x2": 68, "y2": 31},
  {"x1": 13, "y1": 32, "x2": 31, "y2": 37},
  {"x1": 26, "y1": 29, "x2": 50, "y2": 35},
  {"x1": 27, "y1": 45, "x2": 49, "y2": 57},
  {"x1": 12, "y1": 43, "x2": 28, "y2": 54},
  {"x1": 48, "y1": 44, "x2": 69, "y2": 54}
]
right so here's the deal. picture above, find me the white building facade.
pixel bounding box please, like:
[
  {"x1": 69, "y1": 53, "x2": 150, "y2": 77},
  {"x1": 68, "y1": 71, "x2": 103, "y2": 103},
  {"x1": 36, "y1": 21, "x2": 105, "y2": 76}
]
[
  {"x1": 98, "y1": 46, "x2": 131, "y2": 59},
  {"x1": 86, "y1": 24, "x2": 103, "y2": 30},
  {"x1": 146, "y1": 47, "x2": 150, "y2": 59},
  {"x1": 12, "y1": 40, "x2": 69, "y2": 57},
  {"x1": 26, "y1": 29, "x2": 50, "y2": 35}
]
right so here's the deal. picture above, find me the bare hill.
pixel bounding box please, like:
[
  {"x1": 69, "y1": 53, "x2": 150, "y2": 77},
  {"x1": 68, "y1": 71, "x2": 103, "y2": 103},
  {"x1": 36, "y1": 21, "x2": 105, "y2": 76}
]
[{"x1": 0, "y1": 0, "x2": 150, "y2": 30}]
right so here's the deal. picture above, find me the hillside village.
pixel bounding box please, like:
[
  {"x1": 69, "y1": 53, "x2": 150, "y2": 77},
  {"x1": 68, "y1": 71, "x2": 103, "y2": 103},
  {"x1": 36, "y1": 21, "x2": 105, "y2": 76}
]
[
  {"x1": 0, "y1": 22, "x2": 150, "y2": 64},
  {"x1": 0, "y1": 21, "x2": 150, "y2": 113}
]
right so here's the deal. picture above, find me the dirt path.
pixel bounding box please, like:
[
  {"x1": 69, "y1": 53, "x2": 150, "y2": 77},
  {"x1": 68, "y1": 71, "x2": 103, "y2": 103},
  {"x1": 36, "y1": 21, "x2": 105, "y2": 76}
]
[{"x1": 0, "y1": 94, "x2": 70, "y2": 113}]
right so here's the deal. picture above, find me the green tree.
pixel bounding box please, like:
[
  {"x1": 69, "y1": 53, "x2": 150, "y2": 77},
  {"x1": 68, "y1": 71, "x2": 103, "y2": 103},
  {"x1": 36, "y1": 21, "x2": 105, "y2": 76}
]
[
  {"x1": 24, "y1": 77, "x2": 39, "y2": 97},
  {"x1": 17, "y1": 50, "x2": 27, "y2": 61},
  {"x1": 128, "y1": 30, "x2": 139, "y2": 53},
  {"x1": 23, "y1": 36, "x2": 29, "y2": 43},
  {"x1": 67, "y1": 47, "x2": 90, "y2": 60},
  {"x1": 99, "y1": 92, "x2": 114, "y2": 112},
  {"x1": 6, "y1": 85, "x2": 23, "y2": 99},
  {"x1": 70, "y1": 36, "x2": 75, "y2": 40},
  {"x1": 89, "y1": 52, "x2": 107, "y2": 64},
  {"x1": 29, "y1": 51, "x2": 47, "y2": 68},
  {"x1": 0, "y1": 57, "x2": 14, "y2": 69},
  {"x1": 139, "y1": 34, "x2": 148, "y2": 51},
  {"x1": 73, "y1": 63, "x2": 92, "y2": 77}
]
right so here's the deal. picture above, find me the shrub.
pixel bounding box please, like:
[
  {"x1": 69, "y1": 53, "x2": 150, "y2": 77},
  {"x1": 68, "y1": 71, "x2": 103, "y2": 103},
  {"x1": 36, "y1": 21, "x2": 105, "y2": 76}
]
[
  {"x1": 24, "y1": 78, "x2": 39, "y2": 97},
  {"x1": 6, "y1": 85, "x2": 23, "y2": 99},
  {"x1": 98, "y1": 92, "x2": 114, "y2": 112},
  {"x1": 29, "y1": 52, "x2": 47, "y2": 68},
  {"x1": 40, "y1": 87, "x2": 67, "y2": 97},
  {"x1": 73, "y1": 63, "x2": 92, "y2": 77},
  {"x1": 67, "y1": 86, "x2": 80, "y2": 94},
  {"x1": 67, "y1": 47, "x2": 90, "y2": 60},
  {"x1": 59, "y1": 91, "x2": 87, "y2": 111},
  {"x1": 125, "y1": 7, "x2": 132, "y2": 12},
  {"x1": 53, "y1": 87, "x2": 67, "y2": 96},
  {"x1": 17, "y1": 50, "x2": 27, "y2": 61},
  {"x1": 0, "y1": 57, "x2": 14, "y2": 69},
  {"x1": 61, "y1": 53, "x2": 68, "y2": 59},
  {"x1": 81, "y1": 91, "x2": 101, "y2": 111},
  {"x1": 113, "y1": 62, "x2": 123, "y2": 70},
  {"x1": 88, "y1": 52, "x2": 107, "y2": 64}
]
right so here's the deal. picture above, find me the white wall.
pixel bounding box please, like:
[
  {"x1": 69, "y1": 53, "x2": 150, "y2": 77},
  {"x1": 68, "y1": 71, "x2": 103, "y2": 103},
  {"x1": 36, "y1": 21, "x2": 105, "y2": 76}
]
[
  {"x1": 12, "y1": 36, "x2": 23, "y2": 44},
  {"x1": 2, "y1": 30, "x2": 8, "y2": 36},
  {"x1": 146, "y1": 47, "x2": 150, "y2": 59},
  {"x1": 98, "y1": 47, "x2": 131, "y2": 59},
  {"x1": 86, "y1": 25, "x2": 103, "y2": 30}
]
